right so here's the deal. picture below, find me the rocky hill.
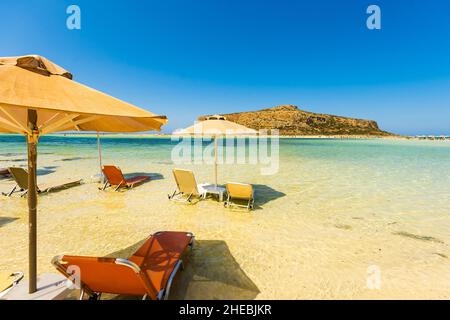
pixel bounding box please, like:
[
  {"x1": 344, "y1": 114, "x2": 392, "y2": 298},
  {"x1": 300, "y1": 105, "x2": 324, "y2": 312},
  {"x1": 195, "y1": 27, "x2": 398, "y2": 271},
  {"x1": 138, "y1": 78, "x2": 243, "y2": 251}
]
[{"x1": 199, "y1": 105, "x2": 394, "y2": 136}]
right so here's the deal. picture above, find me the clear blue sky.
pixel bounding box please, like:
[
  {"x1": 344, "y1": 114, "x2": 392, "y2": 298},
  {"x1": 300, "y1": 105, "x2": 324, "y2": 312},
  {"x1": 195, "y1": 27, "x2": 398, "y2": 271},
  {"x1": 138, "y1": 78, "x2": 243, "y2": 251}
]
[{"x1": 1, "y1": 0, "x2": 449, "y2": 135}]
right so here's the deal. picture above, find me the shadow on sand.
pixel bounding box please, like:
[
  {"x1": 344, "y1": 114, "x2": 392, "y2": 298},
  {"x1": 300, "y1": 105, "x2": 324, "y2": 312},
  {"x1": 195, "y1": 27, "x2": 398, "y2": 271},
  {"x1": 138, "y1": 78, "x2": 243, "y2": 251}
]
[
  {"x1": 124, "y1": 172, "x2": 164, "y2": 181},
  {"x1": 37, "y1": 166, "x2": 59, "y2": 176},
  {"x1": 58, "y1": 156, "x2": 96, "y2": 162},
  {"x1": 0, "y1": 166, "x2": 58, "y2": 181},
  {"x1": 0, "y1": 172, "x2": 11, "y2": 180},
  {"x1": 0, "y1": 217, "x2": 18, "y2": 228},
  {"x1": 252, "y1": 184, "x2": 286, "y2": 208},
  {"x1": 105, "y1": 238, "x2": 259, "y2": 300},
  {"x1": 0, "y1": 158, "x2": 26, "y2": 163}
]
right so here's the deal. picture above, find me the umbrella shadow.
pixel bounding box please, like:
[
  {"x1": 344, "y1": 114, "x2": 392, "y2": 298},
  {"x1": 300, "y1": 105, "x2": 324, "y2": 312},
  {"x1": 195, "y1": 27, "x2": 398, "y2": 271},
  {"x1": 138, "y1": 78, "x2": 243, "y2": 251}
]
[
  {"x1": 124, "y1": 172, "x2": 164, "y2": 181},
  {"x1": 0, "y1": 166, "x2": 57, "y2": 179},
  {"x1": 105, "y1": 238, "x2": 259, "y2": 300},
  {"x1": 0, "y1": 153, "x2": 23, "y2": 157},
  {"x1": 58, "y1": 156, "x2": 96, "y2": 162},
  {"x1": 0, "y1": 172, "x2": 11, "y2": 180},
  {"x1": 171, "y1": 240, "x2": 260, "y2": 300},
  {"x1": 0, "y1": 217, "x2": 18, "y2": 228},
  {"x1": 252, "y1": 184, "x2": 286, "y2": 208},
  {"x1": 37, "y1": 166, "x2": 59, "y2": 176},
  {"x1": 0, "y1": 158, "x2": 26, "y2": 162}
]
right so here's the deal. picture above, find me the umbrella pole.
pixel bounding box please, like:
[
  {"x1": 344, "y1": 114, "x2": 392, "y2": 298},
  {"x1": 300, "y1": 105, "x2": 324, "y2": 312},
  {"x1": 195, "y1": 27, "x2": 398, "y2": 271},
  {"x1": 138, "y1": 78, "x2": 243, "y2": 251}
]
[
  {"x1": 214, "y1": 136, "x2": 218, "y2": 187},
  {"x1": 27, "y1": 110, "x2": 38, "y2": 294},
  {"x1": 97, "y1": 131, "x2": 103, "y2": 183}
]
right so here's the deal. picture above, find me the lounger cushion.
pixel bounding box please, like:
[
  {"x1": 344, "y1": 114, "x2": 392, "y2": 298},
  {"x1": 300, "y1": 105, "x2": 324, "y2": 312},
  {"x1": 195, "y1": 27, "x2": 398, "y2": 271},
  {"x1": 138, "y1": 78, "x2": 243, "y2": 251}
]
[
  {"x1": 60, "y1": 256, "x2": 145, "y2": 296},
  {"x1": 226, "y1": 182, "x2": 253, "y2": 200},
  {"x1": 129, "y1": 231, "x2": 192, "y2": 295}
]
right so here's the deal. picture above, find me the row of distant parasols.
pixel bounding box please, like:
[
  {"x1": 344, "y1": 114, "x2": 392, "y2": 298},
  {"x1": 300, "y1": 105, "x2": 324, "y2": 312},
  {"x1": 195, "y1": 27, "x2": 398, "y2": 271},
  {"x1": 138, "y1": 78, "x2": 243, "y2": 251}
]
[{"x1": 0, "y1": 55, "x2": 255, "y2": 294}]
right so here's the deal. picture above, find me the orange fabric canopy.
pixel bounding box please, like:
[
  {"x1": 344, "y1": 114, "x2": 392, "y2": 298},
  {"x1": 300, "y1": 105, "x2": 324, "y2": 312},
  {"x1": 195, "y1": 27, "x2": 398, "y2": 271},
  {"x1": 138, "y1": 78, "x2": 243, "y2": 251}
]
[{"x1": 0, "y1": 55, "x2": 167, "y2": 134}]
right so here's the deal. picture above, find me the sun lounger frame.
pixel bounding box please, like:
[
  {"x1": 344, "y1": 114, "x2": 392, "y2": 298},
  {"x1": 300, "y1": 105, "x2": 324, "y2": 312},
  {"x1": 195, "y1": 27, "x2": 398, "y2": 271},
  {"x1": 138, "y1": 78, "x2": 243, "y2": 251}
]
[
  {"x1": 2, "y1": 167, "x2": 82, "y2": 197},
  {"x1": 101, "y1": 165, "x2": 150, "y2": 191},
  {"x1": 51, "y1": 231, "x2": 195, "y2": 300},
  {"x1": 168, "y1": 189, "x2": 207, "y2": 203},
  {"x1": 168, "y1": 169, "x2": 206, "y2": 203},
  {"x1": 224, "y1": 194, "x2": 254, "y2": 210},
  {"x1": 224, "y1": 182, "x2": 255, "y2": 211}
]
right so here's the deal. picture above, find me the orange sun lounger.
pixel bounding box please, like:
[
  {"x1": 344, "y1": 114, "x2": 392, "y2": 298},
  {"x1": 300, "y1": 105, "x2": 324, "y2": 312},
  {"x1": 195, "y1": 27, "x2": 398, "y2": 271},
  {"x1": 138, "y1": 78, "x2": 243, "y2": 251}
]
[
  {"x1": 52, "y1": 231, "x2": 194, "y2": 300},
  {"x1": 101, "y1": 165, "x2": 150, "y2": 191}
]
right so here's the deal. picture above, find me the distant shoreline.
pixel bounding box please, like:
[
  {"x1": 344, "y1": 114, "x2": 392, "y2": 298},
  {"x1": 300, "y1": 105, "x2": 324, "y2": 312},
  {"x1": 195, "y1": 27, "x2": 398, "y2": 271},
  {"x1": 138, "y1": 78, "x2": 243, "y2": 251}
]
[
  {"x1": 50, "y1": 133, "x2": 408, "y2": 139},
  {"x1": 2, "y1": 133, "x2": 448, "y2": 141},
  {"x1": 46, "y1": 133, "x2": 422, "y2": 140}
]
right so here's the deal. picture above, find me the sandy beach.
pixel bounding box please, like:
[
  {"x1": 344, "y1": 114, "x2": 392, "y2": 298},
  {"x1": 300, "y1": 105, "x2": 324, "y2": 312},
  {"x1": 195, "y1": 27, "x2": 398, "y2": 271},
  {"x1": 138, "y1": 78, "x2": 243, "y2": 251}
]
[{"x1": 1, "y1": 136, "x2": 450, "y2": 299}]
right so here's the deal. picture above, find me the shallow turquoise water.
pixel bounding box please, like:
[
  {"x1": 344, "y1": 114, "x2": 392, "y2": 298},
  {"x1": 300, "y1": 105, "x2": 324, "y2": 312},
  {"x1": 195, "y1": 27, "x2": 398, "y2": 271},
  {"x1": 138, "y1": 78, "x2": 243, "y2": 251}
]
[
  {"x1": 1, "y1": 134, "x2": 450, "y2": 298},
  {"x1": 1, "y1": 134, "x2": 449, "y2": 228}
]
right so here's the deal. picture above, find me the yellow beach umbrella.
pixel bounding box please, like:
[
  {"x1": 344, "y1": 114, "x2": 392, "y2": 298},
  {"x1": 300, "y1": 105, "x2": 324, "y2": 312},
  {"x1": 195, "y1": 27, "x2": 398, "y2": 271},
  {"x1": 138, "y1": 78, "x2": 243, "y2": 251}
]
[
  {"x1": 0, "y1": 55, "x2": 167, "y2": 294},
  {"x1": 173, "y1": 115, "x2": 256, "y2": 186}
]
